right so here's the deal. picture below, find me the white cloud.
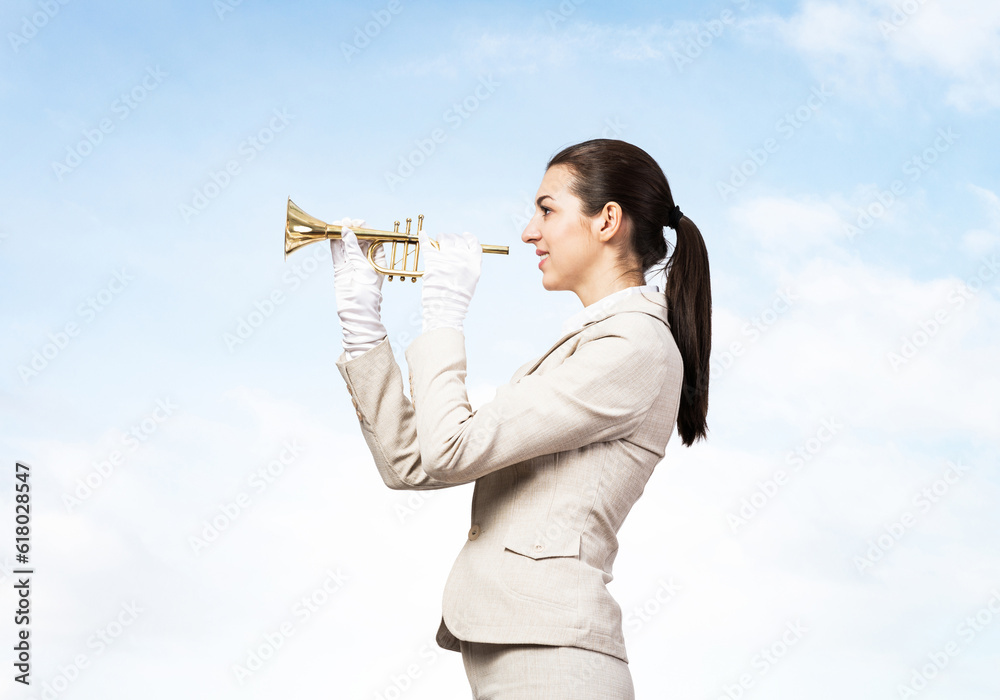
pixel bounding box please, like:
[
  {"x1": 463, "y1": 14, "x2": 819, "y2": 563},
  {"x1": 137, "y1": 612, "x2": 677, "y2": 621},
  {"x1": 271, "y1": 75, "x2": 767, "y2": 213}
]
[
  {"x1": 968, "y1": 182, "x2": 1000, "y2": 220},
  {"x1": 768, "y1": 0, "x2": 1000, "y2": 111},
  {"x1": 385, "y1": 14, "x2": 753, "y2": 78},
  {"x1": 961, "y1": 185, "x2": 1000, "y2": 255},
  {"x1": 389, "y1": 2, "x2": 1000, "y2": 112},
  {"x1": 722, "y1": 189, "x2": 1000, "y2": 441},
  {"x1": 730, "y1": 195, "x2": 848, "y2": 253}
]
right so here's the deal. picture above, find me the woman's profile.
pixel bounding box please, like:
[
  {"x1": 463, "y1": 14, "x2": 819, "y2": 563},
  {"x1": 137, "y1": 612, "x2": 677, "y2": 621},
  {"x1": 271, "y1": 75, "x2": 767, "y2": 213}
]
[{"x1": 330, "y1": 138, "x2": 712, "y2": 698}]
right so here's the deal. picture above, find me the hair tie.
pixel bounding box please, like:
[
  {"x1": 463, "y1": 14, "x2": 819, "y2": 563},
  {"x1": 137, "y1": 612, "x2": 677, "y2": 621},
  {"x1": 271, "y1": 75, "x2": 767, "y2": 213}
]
[{"x1": 666, "y1": 204, "x2": 684, "y2": 229}]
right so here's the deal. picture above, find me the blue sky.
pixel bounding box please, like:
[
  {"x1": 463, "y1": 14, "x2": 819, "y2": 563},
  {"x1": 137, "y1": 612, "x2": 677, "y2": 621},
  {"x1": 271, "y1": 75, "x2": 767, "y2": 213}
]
[{"x1": 2, "y1": 0, "x2": 999, "y2": 698}]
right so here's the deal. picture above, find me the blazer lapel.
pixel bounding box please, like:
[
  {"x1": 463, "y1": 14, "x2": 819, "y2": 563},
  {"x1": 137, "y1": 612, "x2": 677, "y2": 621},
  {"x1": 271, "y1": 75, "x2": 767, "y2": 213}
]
[{"x1": 512, "y1": 291, "x2": 670, "y2": 382}]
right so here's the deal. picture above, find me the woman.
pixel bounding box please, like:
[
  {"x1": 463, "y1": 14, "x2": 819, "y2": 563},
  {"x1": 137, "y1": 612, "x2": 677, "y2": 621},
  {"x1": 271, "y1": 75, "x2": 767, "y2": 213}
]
[{"x1": 331, "y1": 139, "x2": 711, "y2": 698}]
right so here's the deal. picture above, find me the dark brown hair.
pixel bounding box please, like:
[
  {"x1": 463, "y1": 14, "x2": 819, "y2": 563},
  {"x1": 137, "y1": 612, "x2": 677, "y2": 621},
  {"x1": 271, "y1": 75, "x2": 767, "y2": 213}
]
[{"x1": 547, "y1": 139, "x2": 712, "y2": 446}]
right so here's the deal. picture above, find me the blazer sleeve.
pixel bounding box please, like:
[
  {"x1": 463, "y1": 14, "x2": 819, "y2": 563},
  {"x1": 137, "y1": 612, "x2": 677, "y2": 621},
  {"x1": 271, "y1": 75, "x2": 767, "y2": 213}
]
[
  {"x1": 335, "y1": 337, "x2": 457, "y2": 491},
  {"x1": 404, "y1": 324, "x2": 668, "y2": 485}
]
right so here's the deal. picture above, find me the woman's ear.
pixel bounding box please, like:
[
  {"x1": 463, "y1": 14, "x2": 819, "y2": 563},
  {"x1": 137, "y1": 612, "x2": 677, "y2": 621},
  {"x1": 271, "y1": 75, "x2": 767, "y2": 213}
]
[{"x1": 594, "y1": 201, "x2": 624, "y2": 243}]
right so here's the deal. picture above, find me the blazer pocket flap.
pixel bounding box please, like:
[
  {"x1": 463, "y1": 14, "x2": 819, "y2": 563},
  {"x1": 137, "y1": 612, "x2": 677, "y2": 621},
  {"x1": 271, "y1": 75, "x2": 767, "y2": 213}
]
[{"x1": 503, "y1": 525, "x2": 581, "y2": 560}]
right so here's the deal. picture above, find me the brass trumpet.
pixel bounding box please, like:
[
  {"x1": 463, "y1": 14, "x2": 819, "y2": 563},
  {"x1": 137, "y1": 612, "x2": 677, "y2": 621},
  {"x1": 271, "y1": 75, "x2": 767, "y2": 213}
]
[{"x1": 284, "y1": 198, "x2": 509, "y2": 282}]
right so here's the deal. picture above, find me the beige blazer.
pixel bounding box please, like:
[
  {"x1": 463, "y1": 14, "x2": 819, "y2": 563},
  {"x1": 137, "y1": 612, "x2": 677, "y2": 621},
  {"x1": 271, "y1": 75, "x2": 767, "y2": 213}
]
[{"x1": 335, "y1": 290, "x2": 683, "y2": 663}]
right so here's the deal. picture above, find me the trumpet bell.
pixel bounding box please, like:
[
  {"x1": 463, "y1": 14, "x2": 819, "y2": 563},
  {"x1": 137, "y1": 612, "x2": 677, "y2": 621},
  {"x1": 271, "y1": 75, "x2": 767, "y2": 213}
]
[
  {"x1": 284, "y1": 198, "x2": 427, "y2": 282},
  {"x1": 285, "y1": 199, "x2": 331, "y2": 257}
]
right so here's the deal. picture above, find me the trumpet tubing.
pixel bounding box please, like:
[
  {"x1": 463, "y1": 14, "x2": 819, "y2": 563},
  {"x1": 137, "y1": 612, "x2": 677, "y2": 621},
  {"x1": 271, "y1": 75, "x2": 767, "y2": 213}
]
[{"x1": 284, "y1": 198, "x2": 508, "y2": 282}]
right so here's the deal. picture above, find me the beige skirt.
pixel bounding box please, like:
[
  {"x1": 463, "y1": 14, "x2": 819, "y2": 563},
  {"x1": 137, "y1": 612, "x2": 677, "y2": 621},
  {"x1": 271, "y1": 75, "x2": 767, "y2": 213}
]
[{"x1": 459, "y1": 640, "x2": 635, "y2": 699}]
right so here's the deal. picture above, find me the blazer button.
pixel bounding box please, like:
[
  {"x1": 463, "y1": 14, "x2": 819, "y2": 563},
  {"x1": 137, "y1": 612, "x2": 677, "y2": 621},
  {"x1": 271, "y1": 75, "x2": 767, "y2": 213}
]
[
  {"x1": 468, "y1": 525, "x2": 481, "y2": 541},
  {"x1": 533, "y1": 543, "x2": 544, "y2": 553}
]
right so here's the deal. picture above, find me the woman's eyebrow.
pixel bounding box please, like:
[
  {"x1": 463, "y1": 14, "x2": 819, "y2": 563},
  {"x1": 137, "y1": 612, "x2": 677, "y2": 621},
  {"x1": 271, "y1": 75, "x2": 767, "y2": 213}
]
[{"x1": 536, "y1": 194, "x2": 553, "y2": 207}]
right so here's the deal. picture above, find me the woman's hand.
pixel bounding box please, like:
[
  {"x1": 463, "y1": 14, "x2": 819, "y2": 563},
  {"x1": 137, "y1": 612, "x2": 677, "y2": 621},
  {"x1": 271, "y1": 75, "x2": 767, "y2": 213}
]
[
  {"x1": 417, "y1": 230, "x2": 482, "y2": 334},
  {"x1": 330, "y1": 218, "x2": 388, "y2": 358}
]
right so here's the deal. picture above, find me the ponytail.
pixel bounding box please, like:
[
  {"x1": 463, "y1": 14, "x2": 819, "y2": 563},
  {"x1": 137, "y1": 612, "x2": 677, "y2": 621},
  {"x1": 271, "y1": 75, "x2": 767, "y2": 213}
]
[{"x1": 664, "y1": 215, "x2": 711, "y2": 445}]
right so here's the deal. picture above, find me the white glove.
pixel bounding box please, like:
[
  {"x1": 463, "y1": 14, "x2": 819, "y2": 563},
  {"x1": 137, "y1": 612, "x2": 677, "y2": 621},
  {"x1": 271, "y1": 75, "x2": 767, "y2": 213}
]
[
  {"x1": 330, "y1": 218, "x2": 388, "y2": 359},
  {"x1": 417, "y1": 230, "x2": 482, "y2": 334}
]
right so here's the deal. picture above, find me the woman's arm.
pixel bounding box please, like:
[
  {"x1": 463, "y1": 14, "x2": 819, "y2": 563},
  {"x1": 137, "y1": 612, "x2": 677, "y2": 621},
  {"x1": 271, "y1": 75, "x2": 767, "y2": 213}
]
[
  {"x1": 336, "y1": 337, "x2": 457, "y2": 491},
  {"x1": 404, "y1": 321, "x2": 671, "y2": 485}
]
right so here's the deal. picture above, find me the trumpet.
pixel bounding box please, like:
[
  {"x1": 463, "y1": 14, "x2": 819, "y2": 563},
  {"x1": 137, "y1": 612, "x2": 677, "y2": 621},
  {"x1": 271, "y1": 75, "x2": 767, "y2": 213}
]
[{"x1": 284, "y1": 198, "x2": 509, "y2": 282}]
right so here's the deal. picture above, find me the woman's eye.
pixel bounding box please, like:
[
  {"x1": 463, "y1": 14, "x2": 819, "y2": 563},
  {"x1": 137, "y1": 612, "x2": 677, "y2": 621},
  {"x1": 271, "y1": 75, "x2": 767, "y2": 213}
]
[{"x1": 541, "y1": 206, "x2": 551, "y2": 215}]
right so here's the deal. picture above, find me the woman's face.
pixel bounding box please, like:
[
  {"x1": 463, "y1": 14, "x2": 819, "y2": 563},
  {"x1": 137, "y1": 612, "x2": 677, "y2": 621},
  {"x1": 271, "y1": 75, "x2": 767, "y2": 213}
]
[{"x1": 521, "y1": 165, "x2": 601, "y2": 294}]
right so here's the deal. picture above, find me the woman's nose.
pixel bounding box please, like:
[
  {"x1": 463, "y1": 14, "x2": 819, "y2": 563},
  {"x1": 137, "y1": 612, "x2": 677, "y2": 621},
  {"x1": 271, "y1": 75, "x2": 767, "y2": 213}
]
[{"x1": 521, "y1": 218, "x2": 540, "y2": 245}]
